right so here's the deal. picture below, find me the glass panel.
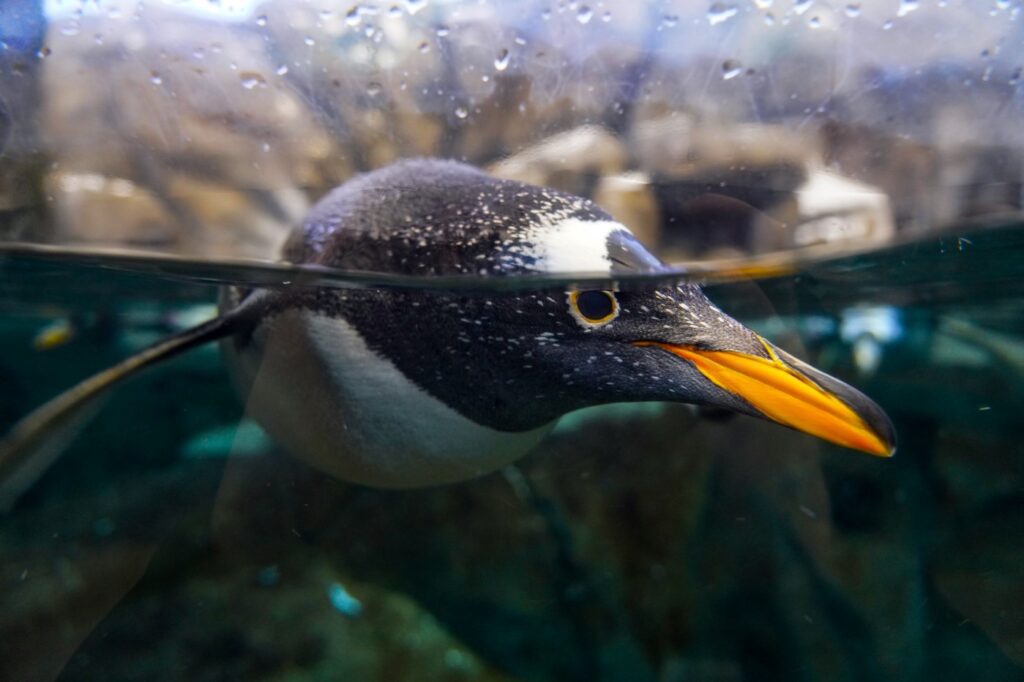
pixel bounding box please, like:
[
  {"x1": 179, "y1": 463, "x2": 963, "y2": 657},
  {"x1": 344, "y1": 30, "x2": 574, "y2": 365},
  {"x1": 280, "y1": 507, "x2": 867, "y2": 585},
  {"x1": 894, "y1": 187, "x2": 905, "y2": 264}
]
[{"x1": 1, "y1": 1, "x2": 1023, "y2": 680}]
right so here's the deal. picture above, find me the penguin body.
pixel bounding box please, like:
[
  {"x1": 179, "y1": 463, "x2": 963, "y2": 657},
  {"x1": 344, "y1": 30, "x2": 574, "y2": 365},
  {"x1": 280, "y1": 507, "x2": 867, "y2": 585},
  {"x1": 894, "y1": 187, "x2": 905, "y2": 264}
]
[
  {"x1": 0, "y1": 159, "x2": 896, "y2": 509},
  {"x1": 222, "y1": 159, "x2": 646, "y2": 486}
]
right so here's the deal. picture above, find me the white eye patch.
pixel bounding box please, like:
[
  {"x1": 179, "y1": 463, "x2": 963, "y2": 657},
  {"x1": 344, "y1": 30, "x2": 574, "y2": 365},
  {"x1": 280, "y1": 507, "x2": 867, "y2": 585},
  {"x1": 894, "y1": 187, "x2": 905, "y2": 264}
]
[{"x1": 523, "y1": 218, "x2": 631, "y2": 273}]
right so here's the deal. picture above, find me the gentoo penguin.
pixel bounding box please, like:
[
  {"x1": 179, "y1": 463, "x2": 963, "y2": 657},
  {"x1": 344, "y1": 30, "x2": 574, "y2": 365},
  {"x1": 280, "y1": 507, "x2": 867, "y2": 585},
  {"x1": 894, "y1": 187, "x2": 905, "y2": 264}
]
[{"x1": 0, "y1": 159, "x2": 895, "y2": 508}]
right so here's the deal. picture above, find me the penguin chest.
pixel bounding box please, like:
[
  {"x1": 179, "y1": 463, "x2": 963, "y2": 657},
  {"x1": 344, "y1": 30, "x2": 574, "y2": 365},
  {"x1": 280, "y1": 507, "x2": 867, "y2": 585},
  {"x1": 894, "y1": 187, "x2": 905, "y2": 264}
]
[{"x1": 222, "y1": 308, "x2": 552, "y2": 488}]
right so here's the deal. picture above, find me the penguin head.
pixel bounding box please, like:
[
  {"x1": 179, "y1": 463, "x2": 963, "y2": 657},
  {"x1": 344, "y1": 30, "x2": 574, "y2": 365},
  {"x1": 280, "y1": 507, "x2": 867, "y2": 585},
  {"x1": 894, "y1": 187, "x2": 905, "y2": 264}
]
[{"x1": 307, "y1": 160, "x2": 895, "y2": 457}]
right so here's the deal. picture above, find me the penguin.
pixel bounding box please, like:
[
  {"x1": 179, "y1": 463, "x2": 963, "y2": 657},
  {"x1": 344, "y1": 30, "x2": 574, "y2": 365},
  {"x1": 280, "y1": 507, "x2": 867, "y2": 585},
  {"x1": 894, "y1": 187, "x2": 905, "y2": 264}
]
[{"x1": 0, "y1": 159, "x2": 895, "y2": 508}]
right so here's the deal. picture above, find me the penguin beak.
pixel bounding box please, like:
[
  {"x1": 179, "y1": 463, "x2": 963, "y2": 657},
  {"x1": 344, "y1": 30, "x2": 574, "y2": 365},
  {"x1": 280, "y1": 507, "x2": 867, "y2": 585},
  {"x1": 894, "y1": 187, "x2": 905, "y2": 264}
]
[{"x1": 634, "y1": 336, "x2": 896, "y2": 457}]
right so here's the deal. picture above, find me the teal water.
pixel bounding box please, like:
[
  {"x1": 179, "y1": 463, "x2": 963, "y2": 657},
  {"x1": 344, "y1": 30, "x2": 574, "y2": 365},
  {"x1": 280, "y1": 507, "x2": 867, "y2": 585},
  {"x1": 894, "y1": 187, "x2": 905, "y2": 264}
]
[{"x1": 2, "y1": 221, "x2": 1024, "y2": 681}]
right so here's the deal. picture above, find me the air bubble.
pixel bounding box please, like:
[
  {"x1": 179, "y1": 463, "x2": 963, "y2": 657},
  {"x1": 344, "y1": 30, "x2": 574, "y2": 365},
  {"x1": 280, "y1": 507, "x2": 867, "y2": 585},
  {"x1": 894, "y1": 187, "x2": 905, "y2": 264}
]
[
  {"x1": 454, "y1": 105, "x2": 468, "y2": 119},
  {"x1": 150, "y1": 71, "x2": 162, "y2": 85},
  {"x1": 661, "y1": 14, "x2": 679, "y2": 27},
  {"x1": 897, "y1": 0, "x2": 918, "y2": 16},
  {"x1": 366, "y1": 81, "x2": 383, "y2": 96},
  {"x1": 240, "y1": 71, "x2": 266, "y2": 89},
  {"x1": 844, "y1": 3, "x2": 861, "y2": 16},
  {"x1": 793, "y1": 0, "x2": 813, "y2": 15},
  {"x1": 808, "y1": 15, "x2": 821, "y2": 27},
  {"x1": 708, "y1": 1, "x2": 739, "y2": 24},
  {"x1": 345, "y1": 7, "x2": 362, "y2": 26},
  {"x1": 255, "y1": 14, "x2": 267, "y2": 26},
  {"x1": 304, "y1": 36, "x2": 316, "y2": 46},
  {"x1": 418, "y1": 41, "x2": 430, "y2": 53},
  {"x1": 577, "y1": 5, "x2": 593, "y2": 23},
  {"x1": 405, "y1": 0, "x2": 427, "y2": 15},
  {"x1": 722, "y1": 59, "x2": 743, "y2": 79},
  {"x1": 494, "y1": 48, "x2": 510, "y2": 71},
  {"x1": 276, "y1": 64, "x2": 289, "y2": 75}
]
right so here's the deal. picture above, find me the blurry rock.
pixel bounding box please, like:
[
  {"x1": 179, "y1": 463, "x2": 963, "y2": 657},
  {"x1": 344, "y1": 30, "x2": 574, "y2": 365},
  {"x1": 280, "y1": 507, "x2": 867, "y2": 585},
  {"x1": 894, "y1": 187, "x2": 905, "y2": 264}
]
[
  {"x1": 787, "y1": 170, "x2": 895, "y2": 250},
  {"x1": 45, "y1": 172, "x2": 174, "y2": 247},
  {"x1": 488, "y1": 125, "x2": 628, "y2": 197},
  {"x1": 628, "y1": 114, "x2": 894, "y2": 257},
  {"x1": 592, "y1": 171, "x2": 661, "y2": 249},
  {"x1": 631, "y1": 115, "x2": 816, "y2": 179},
  {"x1": 822, "y1": 120, "x2": 942, "y2": 235},
  {"x1": 37, "y1": 4, "x2": 333, "y2": 256}
]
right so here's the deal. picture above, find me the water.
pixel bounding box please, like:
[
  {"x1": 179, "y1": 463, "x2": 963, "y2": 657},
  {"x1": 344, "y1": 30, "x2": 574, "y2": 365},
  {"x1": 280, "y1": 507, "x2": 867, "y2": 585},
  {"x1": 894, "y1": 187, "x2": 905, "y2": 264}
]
[{"x1": 2, "y1": 219, "x2": 1024, "y2": 680}]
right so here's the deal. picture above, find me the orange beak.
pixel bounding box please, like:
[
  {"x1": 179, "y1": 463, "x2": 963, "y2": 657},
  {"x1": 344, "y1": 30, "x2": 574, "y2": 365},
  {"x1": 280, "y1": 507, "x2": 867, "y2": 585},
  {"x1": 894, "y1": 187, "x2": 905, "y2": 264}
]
[{"x1": 635, "y1": 337, "x2": 895, "y2": 457}]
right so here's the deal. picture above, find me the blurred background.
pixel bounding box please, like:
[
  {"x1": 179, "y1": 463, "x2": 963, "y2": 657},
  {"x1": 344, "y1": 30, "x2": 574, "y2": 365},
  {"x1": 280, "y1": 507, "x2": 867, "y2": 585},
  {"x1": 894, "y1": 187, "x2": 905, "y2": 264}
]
[
  {"x1": 2, "y1": 0, "x2": 1022, "y2": 261},
  {"x1": 3, "y1": 2, "x2": 1024, "y2": 682}
]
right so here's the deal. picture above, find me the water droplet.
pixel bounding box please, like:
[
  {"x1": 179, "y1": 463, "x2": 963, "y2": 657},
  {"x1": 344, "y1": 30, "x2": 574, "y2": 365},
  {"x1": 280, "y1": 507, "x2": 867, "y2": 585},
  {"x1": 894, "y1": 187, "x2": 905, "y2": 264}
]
[
  {"x1": 897, "y1": 0, "x2": 918, "y2": 16},
  {"x1": 436, "y1": 25, "x2": 450, "y2": 37},
  {"x1": 602, "y1": 10, "x2": 612, "y2": 21},
  {"x1": 454, "y1": 105, "x2": 468, "y2": 119},
  {"x1": 366, "y1": 81, "x2": 383, "y2": 96},
  {"x1": 1010, "y1": 66, "x2": 1021, "y2": 84},
  {"x1": 150, "y1": 71, "x2": 162, "y2": 85},
  {"x1": 389, "y1": 5, "x2": 402, "y2": 17},
  {"x1": 36, "y1": 46, "x2": 51, "y2": 59},
  {"x1": 276, "y1": 64, "x2": 289, "y2": 75},
  {"x1": 60, "y1": 21, "x2": 80, "y2": 36},
  {"x1": 996, "y1": 0, "x2": 1011, "y2": 9},
  {"x1": 753, "y1": 0, "x2": 772, "y2": 8},
  {"x1": 708, "y1": 1, "x2": 739, "y2": 24},
  {"x1": 345, "y1": 7, "x2": 362, "y2": 26},
  {"x1": 577, "y1": 5, "x2": 593, "y2": 23},
  {"x1": 255, "y1": 14, "x2": 267, "y2": 26},
  {"x1": 240, "y1": 71, "x2": 266, "y2": 89},
  {"x1": 319, "y1": 9, "x2": 333, "y2": 19},
  {"x1": 882, "y1": 19, "x2": 893, "y2": 29},
  {"x1": 494, "y1": 48, "x2": 510, "y2": 71},
  {"x1": 722, "y1": 59, "x2": 743, "y2": 79},
  {"x1": 808, "y1": 14, "x2": 821, "y2": 27},
  {"x1": 844, "y1": 3, "x2": 861, "y2": 16},
  {"x1": 405, "y1": 0, "x2": 427, "y2": 15},
  {"x1": 261, "y1": 142, "x2": 271, "y2": 153},
  {"x1": 661, "y1": 14, "x2": 679, "y2": 27},
  {"x1": 793, "y1": 0, "x2": 813, "y2": 15},
  {"x1": 94, "y1": 33, "x2": 104, "y2": 45},
  {"x1": 514, "y1": 36, "x2": 527, "y2": 45},
  {"x1": 304, "y1": 36, "x2": 316, "y2": 46},
  {"x1": 418, "y1": 41, "x2": 430, "y2": 53},
  {"x1": 764, "y1": 11, "x2": 775, "y2": 22}
]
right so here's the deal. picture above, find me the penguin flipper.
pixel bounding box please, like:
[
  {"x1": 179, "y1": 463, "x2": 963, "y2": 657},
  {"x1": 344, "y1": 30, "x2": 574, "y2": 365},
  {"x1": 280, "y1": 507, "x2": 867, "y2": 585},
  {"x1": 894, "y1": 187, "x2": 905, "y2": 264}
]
[{"x1": 0, "y1": 314, "x2": 240, "y2": 512}]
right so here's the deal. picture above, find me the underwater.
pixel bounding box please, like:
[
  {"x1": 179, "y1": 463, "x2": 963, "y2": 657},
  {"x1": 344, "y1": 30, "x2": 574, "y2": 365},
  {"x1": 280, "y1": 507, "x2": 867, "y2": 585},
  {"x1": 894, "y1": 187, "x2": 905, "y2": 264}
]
[{"x1": 2, "y1": 1, "x2": 1024, "y2": 680}]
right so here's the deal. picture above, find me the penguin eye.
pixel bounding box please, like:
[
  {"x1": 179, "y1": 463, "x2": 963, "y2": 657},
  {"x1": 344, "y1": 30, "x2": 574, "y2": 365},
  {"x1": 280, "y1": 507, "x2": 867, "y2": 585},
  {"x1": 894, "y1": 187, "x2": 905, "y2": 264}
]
[{"x1": 569, "y1": 290, "x2": 619, "y2": 327}]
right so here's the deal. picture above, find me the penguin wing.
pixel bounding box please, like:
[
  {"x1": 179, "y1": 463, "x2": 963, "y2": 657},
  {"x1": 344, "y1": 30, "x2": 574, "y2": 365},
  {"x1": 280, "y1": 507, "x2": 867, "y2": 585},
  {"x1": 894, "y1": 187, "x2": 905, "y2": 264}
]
[{"x1": 0, "y1": 313, "x2": 243, "y2": 512}]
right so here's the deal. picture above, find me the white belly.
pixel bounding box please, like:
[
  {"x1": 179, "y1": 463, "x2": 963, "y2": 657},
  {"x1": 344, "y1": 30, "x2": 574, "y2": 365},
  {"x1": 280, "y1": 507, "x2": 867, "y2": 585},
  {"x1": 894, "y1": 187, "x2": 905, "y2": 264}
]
[{"x1": 222, "y1": 309, "x2": 552, "y2": 488}]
